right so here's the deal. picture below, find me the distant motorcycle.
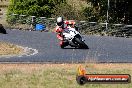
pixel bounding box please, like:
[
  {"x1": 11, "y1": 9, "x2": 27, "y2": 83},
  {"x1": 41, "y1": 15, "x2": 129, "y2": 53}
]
[{"x1": 60, "y1": 26, "x2": 88, "y2": 49}]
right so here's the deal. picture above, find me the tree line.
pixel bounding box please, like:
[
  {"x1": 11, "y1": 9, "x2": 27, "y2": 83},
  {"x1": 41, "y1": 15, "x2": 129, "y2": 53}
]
[{"x1": 7, "y1": 0, "x2": 132, "y2": 24}]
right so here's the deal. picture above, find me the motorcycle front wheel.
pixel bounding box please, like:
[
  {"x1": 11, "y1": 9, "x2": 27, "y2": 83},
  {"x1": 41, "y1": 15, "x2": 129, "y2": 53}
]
[{"x1": 74, "y1": 38, "x2": 89, "y2": 49}]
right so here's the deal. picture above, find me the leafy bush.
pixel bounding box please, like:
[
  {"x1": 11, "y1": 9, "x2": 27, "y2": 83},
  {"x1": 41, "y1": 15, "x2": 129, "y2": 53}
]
[
  {"x1": 6, "y1": 14, "x2": 18, "y2": 25},
  {"x1": 7, "y1": 0, "x2": 66, "y2": 18},
  {"x1": 53, "y1": 3, "x2": 85, "y2": 20},
  {"x1": 82, "y1": 7, "x2": 97, "y2": 21},
  {"x1": 53, "y1": 3, "x2": 75, "y2": 20}
]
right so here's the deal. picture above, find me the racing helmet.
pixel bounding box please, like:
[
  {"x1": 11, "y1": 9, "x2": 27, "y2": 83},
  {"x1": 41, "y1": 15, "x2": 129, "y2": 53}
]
[{"x1": 57, "y1": 17, "x2": 64, "y2": 26}]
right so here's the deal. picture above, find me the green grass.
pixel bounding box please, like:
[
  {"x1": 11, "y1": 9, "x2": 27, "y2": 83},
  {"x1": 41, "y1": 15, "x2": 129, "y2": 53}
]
[{"x1": 0, "y1": 64, "x2": 131, "y2": 88}]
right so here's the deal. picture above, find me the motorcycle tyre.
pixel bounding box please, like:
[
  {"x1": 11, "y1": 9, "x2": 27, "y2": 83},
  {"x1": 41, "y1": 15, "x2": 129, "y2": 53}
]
[
  {"x1": 74, "y1": 38, "x2": 89, "y2": 49},
  {"x1": 76, "y1": 75, "x2": 87, "y2": 85}
]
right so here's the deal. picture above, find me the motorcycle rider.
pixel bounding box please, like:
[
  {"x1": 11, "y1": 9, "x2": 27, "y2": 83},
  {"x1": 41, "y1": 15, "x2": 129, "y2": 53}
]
[{"x1": 55, "y1": 16, "x2": 77, "y2": 48}]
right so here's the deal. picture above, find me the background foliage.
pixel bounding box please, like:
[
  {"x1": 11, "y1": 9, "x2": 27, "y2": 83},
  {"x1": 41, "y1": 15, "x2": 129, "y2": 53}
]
[
  {"x1": 7, "y1": 0, "x2": 66, "y2": 17},
  {"x1": 2, "y1": 0, "x2": 131, "y2": 37},
  {"x1": 7, "y1": 0, "x2": 132, "y2": 24}
]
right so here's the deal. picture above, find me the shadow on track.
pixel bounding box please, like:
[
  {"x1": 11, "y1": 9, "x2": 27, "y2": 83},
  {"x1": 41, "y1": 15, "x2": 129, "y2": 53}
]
[{"x1": 62, "y1": 47, "x2": 89, "y2": 50}]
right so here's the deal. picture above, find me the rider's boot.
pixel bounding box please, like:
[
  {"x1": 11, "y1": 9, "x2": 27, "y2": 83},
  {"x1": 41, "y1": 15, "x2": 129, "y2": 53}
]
[{"x1": 60, "y1": 40, "x2": 69, "y2": 48}]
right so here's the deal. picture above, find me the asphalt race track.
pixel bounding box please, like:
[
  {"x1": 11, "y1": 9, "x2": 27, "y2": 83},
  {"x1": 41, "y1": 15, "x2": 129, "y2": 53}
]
[{"x1": 0, "y1": 29, "x2": 132, "y2": 63}]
